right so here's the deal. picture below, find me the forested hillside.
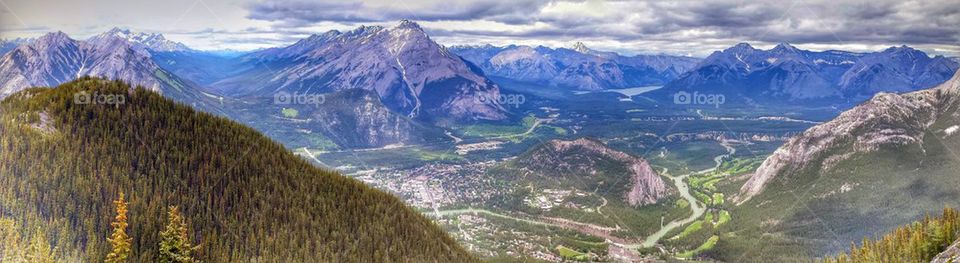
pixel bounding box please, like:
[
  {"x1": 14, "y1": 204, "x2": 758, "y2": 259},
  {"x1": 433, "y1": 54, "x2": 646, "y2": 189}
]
[
  {"x1": 0, "y1": 77, "x2": 476, "y2": 262},
  {"x1": 822, "y1": 208, "x2": 960, "y2": 263}
]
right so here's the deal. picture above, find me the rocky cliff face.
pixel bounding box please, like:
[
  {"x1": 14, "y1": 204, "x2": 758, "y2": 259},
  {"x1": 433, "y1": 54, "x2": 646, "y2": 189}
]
[
  {"x1": 516, "y1": 138, "x2": 669, "y2": 206},
  {"x1": 214, "y1": 20, "x2": 506, "y2": 123},
  {"x1": 739, "y1": 70, "x2": 960, "y2": 202}
]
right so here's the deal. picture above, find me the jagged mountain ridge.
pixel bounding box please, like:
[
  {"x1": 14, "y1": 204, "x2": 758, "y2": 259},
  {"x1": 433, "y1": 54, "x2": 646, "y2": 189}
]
[
  {"x1": 653, "y1": 43, "x2": 958, "y2": 103},
  {"x1": 89, "y1": 27, "x2": 192, "y2": 53},
  {"x1": 740, "y1": 70, "x2": 960, "y2": 201},
  {"x1": 449, "y1": 43, "x2": 700, "y2": 90},
  {"x1": 717, "y1": 70, "x2": 960, "y2": 261},
  {"x1": 0, "y1": 37, "x2": 33, "y2": 55},
  {"x1": 213, "y1": 20, "x2": 506, "y2": 123},
  {"x1": 0, "y1": 31, "x2": 224, "y2": 114},
  {"x1": 90, "y1": 28, "x2": 244, "y2": 85},
  {"x1": 513, "y1": 138, "x2": 669, "y2": 206}
]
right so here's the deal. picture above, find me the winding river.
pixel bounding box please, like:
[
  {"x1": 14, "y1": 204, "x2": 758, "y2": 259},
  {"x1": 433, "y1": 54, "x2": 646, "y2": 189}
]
[
  {"x1": 636, "y1": 141, "x2": 735, "y2": 248},
  {"x1": 431, "y1": 140, "x2": 737, "y2": 253}
]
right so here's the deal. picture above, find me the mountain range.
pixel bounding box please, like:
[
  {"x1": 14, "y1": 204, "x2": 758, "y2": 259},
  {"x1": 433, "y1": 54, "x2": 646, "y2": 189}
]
[
  {"x1": 0, "y1": 31, "x2": 224, "y2": 114},
  {"x1": 2, "y1": 23, "x2": 957, "y2": 151},
  {"x1": 450, "y1": 43, "x2": 700, "y2": 91},
  {"x1": 213, "y1": 20, "x2": 506, "y2": 123},
  {"x1": 651, "y1": 43, "x2": 959, "y2": 104},
  {"x1": 90, "y1": 27, "x2": 242, "y2": 85}
]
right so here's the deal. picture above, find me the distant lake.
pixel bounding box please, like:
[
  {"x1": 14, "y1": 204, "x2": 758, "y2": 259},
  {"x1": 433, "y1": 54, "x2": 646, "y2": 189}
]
[{"x1": 574, "y1": 86, "x2": 663, "y2": 97}]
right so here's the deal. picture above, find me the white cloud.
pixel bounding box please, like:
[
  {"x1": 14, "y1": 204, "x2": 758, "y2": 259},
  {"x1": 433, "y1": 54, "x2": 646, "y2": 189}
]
[{"x1": 0, "y1": 0, "x2": 956, "y2": 57}]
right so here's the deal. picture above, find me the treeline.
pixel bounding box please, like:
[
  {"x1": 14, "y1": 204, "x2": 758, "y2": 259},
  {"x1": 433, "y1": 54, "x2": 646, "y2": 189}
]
[
  {"x1": 821, "y1": 207, "x2": 960, "y2": 263},
  {"x1": 0, "y1": 78, "x2": 476, "y2": 262}
]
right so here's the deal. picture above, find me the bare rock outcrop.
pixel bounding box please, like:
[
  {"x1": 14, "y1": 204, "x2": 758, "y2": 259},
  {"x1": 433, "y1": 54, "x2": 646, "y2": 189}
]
[
  {"x1": 519, "y1": 138, "x2": 669, "y2": 206},
  {"x1": 738, "y1": 70, "x2": 960, "y2": 203},
  {"x1": 931, "y1": 239, "x2": 960, "y2": 263}
]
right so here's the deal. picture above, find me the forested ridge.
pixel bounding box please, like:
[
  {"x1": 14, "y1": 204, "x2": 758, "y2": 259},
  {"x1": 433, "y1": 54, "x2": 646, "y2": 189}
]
[
  {"x1": 0, "y1": 77, "x2": 477, "y2": 262},
  {"x1": 822, "y1": 208, "x2": 960, "y2": 263}
]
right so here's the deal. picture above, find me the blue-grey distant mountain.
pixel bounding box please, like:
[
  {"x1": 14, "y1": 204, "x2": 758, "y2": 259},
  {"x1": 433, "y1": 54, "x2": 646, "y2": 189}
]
[
  {"x1": 449, "y1": 42, "x2": 700, "y2": 90},
  {"x1": 89, "y1": 28, "x2": 242, "y2": 85},
  {"x1": 88, "y1": 28, "x2": 192, "y2": 52},
  {"x1": 652, "y1": 43, "x2": 959, "y2": 104},
  {"x1": 0, "y1": 38, "x2": 32, "y2": 56},
  {"x1": 839, "y1": 46, "x2": 960, "y2": 99},
  {"x1": 212, "y1": 20, "x2": 506, "y2": 123},
  {"x1": 0, "y1": 31, "x2": 224, "y2": 114}
]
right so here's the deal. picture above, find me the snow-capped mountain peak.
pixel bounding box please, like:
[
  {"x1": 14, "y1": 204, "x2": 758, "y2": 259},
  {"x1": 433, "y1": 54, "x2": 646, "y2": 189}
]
[
  {"x1": 37, "y1": 31, "x2": 73, "y2": 45},
  {"x1": 395, "y1": 19, "x2": 424, "y2": 31},
  {"x1": 217, "y1": 20, "x2": 506, "y2": 122},
  {"x1": 90, "y1": 28, "x2": 191, "y2": 52},
  {"x1": 571, "y1": 41, "x2": 591, "y2": 53},
  {"x1": 771, "y1": 42, "x2": 801, "y2": 54},
  {"x1": 730, "y1": 42, "x2": 756, "y2": 52}
]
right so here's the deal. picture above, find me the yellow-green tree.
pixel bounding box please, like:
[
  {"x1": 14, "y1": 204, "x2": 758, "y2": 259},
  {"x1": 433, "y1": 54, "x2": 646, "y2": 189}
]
[
  {"x1": 25, "y1": 227, "x2": 56, "y2": 263},
  {"x1": 0, "y1": 218, "x2": 24, "y2": 262},
  {"x1": 159, "y1": 206, "x2": 198, "y2": 263},
  {"x1": 105, "y1": 192, "x2": 132, "y2": 263}
]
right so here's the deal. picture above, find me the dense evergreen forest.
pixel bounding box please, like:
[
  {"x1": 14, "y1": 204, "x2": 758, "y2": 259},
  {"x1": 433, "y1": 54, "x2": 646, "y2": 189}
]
[
  {"x1": 0, "y1": 77, "x2": 477, "y2": 262},
  {"x1": 822, "y1": 208, "x2": 960, "y2": 263}
]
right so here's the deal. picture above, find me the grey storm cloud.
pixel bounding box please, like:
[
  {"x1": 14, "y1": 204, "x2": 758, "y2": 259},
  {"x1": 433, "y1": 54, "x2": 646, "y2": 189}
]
[
  {"x1": 245, "y1": 0, "x2": 960, "y2": 47},
  {"x1": 246, "y1": 0, "x2": 545, "y2": 26}
]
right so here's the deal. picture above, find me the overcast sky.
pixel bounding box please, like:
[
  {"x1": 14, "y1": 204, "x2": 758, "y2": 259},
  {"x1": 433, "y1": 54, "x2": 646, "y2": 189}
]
[{"x1": 1, "y1": 0, "x2": 957, "y2": 57}]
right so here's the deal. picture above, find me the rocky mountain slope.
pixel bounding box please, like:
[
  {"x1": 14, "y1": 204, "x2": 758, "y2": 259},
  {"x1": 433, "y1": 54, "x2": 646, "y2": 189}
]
[
  {"x1": 213, "y1": 20, "x2": 506, "y2": 123},
  {"x1": 0, "y1": 37, "x2": 32, "y2": 55},
  {"x1": 740, "y1": 70, "x2": 960, "y2": 202},
  {"x1": 88, "y1": 27, "x2": 192, "y2": 53},
  {"x1": 90, "y1": 28, "x2": 242, "y2": 85},
  {"x1": 652, "y1": 43, "x2": 958, "y2": 104},
  {"x1": 931, "y1": 239, "x2": 960, "y2": 263},
  {"x1": 717, "y1": 70, "x2": 960, "y2": 261},
  {"x1": 247, "y1": 88, "x2": 449, "y2": 149},
  {"x1": 514, "y1": 138, "x2": 669, "y2": 206},
  {"x1": 0, "y1": 31, "x2": 223, "y2": 113},
  {"x1": 450, "y1": 43, "x2": 700, "y2": 90}
]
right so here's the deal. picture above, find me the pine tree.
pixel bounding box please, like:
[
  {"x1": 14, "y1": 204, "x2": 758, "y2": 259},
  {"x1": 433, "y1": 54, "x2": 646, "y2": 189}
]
[
  {"x1": 0, "y1": 218, "x2": 24, "y2": 262},
  {"x1": 105, "y1": 192, "x2": 132, "y2": 263},
  {"x1": 159, "y1": 206, "x2": 198, "y2": 263},
  {"x1": 25, "y1": 227, "x2": 56, "y2": 263}
]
